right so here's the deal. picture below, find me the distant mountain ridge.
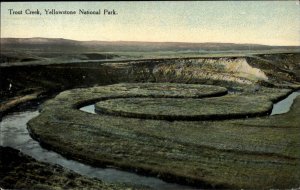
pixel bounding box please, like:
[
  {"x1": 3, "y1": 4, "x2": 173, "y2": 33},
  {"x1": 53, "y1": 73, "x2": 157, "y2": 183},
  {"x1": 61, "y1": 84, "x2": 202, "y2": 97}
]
[{"x1": 1, "y1": 37, "x2": 299, "y2": 52}]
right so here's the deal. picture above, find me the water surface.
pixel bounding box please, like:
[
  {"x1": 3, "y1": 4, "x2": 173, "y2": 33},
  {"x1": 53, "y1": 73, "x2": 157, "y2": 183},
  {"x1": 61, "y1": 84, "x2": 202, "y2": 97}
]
[
  {"x1": 0, "y1": 111, "x2": 195, "y2": 190},
  {"x1": 271, "y1": 91, "x2": 300, "y2": 115}
]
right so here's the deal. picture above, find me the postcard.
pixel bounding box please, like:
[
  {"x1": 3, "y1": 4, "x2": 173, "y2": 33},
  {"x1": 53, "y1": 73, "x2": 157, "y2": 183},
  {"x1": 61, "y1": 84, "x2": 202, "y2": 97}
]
[{"x1": 1, "y1": 1, "x2": 300, "y2": 189}]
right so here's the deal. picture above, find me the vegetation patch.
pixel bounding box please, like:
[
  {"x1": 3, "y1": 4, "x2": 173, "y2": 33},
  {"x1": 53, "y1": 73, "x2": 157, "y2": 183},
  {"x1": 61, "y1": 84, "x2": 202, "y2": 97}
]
[
  {"x1": 27, "y1": 83, "x2": 300, "y2": 189},
  {"x1": 0, "y1": 146, "x2": 144, "y2": 190},
  {"x1": 95, "y1": 96, "x2": 273, "y2": 120}
]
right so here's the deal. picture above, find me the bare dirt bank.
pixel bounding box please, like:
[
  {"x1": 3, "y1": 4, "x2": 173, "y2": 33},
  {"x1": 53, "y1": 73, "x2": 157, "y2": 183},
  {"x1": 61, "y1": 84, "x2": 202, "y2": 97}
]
[{"x1": 1, "y1": 53, "x2": 299, "y2": 118}]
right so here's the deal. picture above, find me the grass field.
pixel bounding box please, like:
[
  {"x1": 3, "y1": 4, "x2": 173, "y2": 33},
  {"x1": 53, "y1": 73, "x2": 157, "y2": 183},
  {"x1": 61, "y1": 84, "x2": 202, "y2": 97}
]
[{"x1": 1, "y1": 39, "x2": 300, "y2": 189}]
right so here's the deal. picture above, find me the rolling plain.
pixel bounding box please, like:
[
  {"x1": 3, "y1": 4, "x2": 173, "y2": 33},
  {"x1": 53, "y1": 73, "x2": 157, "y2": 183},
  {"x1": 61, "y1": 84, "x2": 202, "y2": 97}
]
[{"x1": 1, "y1": 38, "x2": 300, "y2": 189}]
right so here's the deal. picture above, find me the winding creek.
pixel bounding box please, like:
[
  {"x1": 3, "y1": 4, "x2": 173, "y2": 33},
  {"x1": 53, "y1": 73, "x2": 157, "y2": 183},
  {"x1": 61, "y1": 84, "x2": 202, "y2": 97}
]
[
  {"x1": 80, "y1": 91, "x2": 300, "y2": 116},
  {"x1": 1, "y1": 90, "x2": 299, "y2": 189},
  {"x1": 271, "y1": 90, "x2": 300, "y2": 115},
  {"x1": 0, "y1": 111, "x2": 194, "y2": 189}
]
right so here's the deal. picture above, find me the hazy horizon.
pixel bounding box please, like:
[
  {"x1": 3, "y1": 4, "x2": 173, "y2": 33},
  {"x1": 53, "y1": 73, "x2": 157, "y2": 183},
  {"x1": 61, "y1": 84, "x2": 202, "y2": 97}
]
[
  {"x1": 1, "y1": 2, "x2": 299, "y2": 46},
  {"x1": 2, "y1": 36, "x2": 300, "y2": 47}
]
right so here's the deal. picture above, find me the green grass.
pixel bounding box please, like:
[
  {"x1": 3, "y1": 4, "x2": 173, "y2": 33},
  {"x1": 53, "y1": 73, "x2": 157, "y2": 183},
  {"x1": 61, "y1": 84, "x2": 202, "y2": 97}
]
[
  {"x1": 0, "y1": 147, "x2": 142, "y2": 190},
  {"x1": 28, "y1": 83, "x2": 300, "y2": 189},
  {"x1": 95, "y1": 95, "x2": 273, "y2": 120}
]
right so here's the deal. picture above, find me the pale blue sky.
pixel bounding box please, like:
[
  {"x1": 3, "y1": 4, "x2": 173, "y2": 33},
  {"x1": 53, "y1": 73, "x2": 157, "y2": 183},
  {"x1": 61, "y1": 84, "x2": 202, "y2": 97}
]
[{"x1": 1, "y1": 1, "x2": 299, "y2": 45}]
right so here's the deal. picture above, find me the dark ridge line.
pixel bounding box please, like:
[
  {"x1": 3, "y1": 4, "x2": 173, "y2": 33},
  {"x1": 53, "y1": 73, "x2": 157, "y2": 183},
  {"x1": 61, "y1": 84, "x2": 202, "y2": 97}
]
[
  {"x1": 129, "y1": 129, "x2": 300, "y2": 162},
  {"x1": 3, "y1": 52, "x2": 300, "y2": 68},
  {"x1": 94, "y1": 104, "x2": 272, "y2": 122},
  {"x1": 230, "y1": 123, "x2": 300, "y2": 129},
  {"x1": 74, "y1": 90, "x2": 228, "y2": 109},
  {"x1": 51, "y1": 118, "x2": 300, "y2": 163}
]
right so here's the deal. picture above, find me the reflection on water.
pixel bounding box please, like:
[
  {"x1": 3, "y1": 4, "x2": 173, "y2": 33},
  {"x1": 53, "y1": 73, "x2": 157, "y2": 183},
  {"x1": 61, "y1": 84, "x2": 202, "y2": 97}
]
[
  {"x1": 79, "y1": 104, "x2": 96, "y2": 114},
  {"x1": 271, "y1": 91, "x2": 300, "y2": 115},
  {"x1": 0, "y1": 111, "x2": 195, "y2": 190}
]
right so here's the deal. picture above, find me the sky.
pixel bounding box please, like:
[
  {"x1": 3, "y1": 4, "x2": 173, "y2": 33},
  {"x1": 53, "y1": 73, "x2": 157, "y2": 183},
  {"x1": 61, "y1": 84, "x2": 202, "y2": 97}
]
[{"x1": 1, "y1": 1, "x2": 299, "y2": 46}]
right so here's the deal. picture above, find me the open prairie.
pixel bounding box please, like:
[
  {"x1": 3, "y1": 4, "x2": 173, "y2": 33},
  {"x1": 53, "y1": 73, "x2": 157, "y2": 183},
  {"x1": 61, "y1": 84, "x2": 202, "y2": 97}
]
[{"x1": 1, "y1": 38, "x2": 300, "y2": 189}]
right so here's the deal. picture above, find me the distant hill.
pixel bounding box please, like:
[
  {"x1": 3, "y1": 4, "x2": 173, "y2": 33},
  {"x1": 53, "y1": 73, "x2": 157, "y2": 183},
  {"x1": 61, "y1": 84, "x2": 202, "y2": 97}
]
[{"x1": 1, "y1": 37, "x2": 299, "y2": 52}]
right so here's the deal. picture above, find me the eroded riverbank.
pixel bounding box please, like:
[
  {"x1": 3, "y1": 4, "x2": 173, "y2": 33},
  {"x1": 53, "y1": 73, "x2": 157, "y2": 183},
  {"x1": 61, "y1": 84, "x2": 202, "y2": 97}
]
[
  {"x1": 2, "y1": 53, "x2": 300, "y2": 119},
  {"x1": 1, "y1": 53, "x2": 300, "y2": 189}
]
